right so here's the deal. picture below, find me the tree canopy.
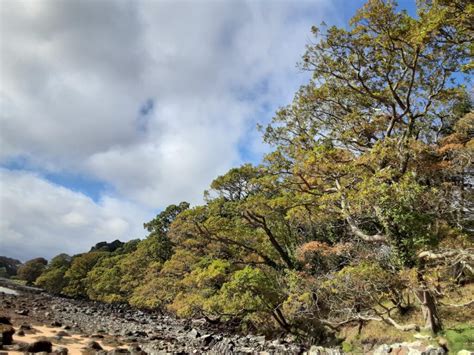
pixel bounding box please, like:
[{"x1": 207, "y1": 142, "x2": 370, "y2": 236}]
[{"x1": 34, "y1": 0, "x2": 473, "y2": 348}]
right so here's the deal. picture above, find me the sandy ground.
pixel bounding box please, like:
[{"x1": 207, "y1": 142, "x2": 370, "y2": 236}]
[{"x1": 6, "y1": 325, "x2": 119, "y2": 355}]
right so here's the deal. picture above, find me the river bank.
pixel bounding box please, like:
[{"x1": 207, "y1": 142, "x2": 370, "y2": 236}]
[
  {"x1": 0, "y1": 281, "x2": 456, "y2": 354},
  {"x1": 0, "y1": 281, "x2": 307, "y2": 354}
]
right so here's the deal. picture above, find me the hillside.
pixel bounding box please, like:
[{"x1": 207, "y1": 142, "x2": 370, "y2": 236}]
[{"x1": 1, "y1": 0, "x2": 473, "y2": 353}]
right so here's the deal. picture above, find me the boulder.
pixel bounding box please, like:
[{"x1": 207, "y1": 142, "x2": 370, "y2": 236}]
[
  {"x1": 200, "y1": 334, "x2": 215, "y2": 346},
  {"x1": 55, "y1": 330, "x2": 70, "y2": 337},
  {"x1": 253, "y1": 335, "x2": 266, "y2": 345},
  {"x1": 27, "y1": 340, "x2": 53, "y2": 353},
  {"x1": 15, "y1": 309, "x2": 29, "y2": 316},
  {"x1": 308, "y1": 345, "x2": 343, "y2": 355},
  {"x1": 128, "y1": 344, "x2": 147, "y2": 355},
  {"x1": 211, "y1": 338, "x2": 235, "y2": 354},
  {"x1": 53, "y1": 347, "x2": 68, "y2": 355},
  {"x1": 187, "y1": 328, "x2": 200, "y2": 339},
  {"x1": 0, "y1": 324, "x2": 14, "y2": 345},
  {"x1": 84, "y1": 341, "x2": 103, "y2": 351},
  {"x1": 0, "y1": 317, "x2": 11, "y2": 325},
  {"x1": 372, "y1": 342, "x2": 447, "y2": 355},
  {"x1": 19, "y1": 323, "x2": 32, "y2": 330}
]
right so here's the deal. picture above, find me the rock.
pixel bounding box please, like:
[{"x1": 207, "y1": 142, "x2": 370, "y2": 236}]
[
  {"x1": 271, "y1": 339, "x2": 281, "y2": 347},
  {"x1": 16, "y1": 330, "x2": 25, "y2": 336},
  {"x1": 4, "y1": 342, "x2": 29, "y2": 351},
  {"x1": 56, "y1": 330, "x2": 70, "y2": 337},
  {"x1": 84, "y1": 341, "x2": 103, "y2": 351},
  {"x1": 308, "y1": 345, "x2": 343, "y2": 355},
  {"x1": 0, "y1": 317, "x2": 11, "y2": 325},
  {"x1": 129, "y1": 330, "x2": 147, "y2": 338},
  {"x1": 19, "y1": 323, "x2": 32, "y2": 330},
  {"x1": 200, "y1": 334, "x2": 214, "y2": 346},
  {"x1": 188, "y1": 328, "x2": 200, "y2": 339},
  {"x1": 128, "y1": 344, "x2": 146, "y2": 354},
  {"x1": 50, "y1": 320, "x2": 62, "y2": 327},
  {"x1": 53, "y1": 347, "x2": 68, "y2": 355},
  {"x1": 283, "y1": 333, "x2": 297, "y2": 344},
  {"x1": 423, "y1": 346, "x2": 447, "y2": 355},
  {"x1": 0, "y1": 324, "x2": 14, "y2": 345},
  {"x1": 373, "y1": 344, "x2": 392, "y2": 355},
  {"x1": 27, "y1": 340, "x2": 53, "y2": 353},
  {"x1": 373, "y1": 342, "x2": 447, "y2": 355},
  {"x1": 437, "y1": 337, "x2": 448, "y2": 351},
  {"x1": 212, "y1": 338, "x2": 235, "y2": 354},
  {"x1": 15, "y1": 309, "x2": 29, "y2": 316},
  {"x1": 108, "y1": 349, "x2": 130, "y2": 354},
  {"x1": 253, "y1": 335, "x2": 266, "y2": 345}
]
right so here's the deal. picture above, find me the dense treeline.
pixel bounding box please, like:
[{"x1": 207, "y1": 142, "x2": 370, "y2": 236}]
[{"x1": 20, "y1": 0, "x2": 474, "y2": 346}]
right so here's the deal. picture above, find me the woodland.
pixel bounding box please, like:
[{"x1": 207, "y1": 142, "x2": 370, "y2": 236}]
[{"x1": 7, "y1": 0, "x2": 473, "y2": 350}]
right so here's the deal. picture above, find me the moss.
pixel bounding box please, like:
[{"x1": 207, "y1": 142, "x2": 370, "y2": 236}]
[
  {"x1": 443, "y1": 323, "x2": 474, "y2": 353},
  {"x1": 341, "y1": 341, "x2": 353, "y2": 353}
]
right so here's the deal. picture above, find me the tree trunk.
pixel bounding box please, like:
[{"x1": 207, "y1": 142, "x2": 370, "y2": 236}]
[{"x1": 415, "y1": 288, "x2": 442, "y2": 334}]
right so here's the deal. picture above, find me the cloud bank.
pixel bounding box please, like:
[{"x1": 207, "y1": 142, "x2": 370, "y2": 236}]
[{"x1": 0, "y1": 0, "x2": 339, "y2": 260}]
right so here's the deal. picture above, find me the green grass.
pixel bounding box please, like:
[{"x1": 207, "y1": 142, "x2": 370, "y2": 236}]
[{"x1": 443, "y1": 323, "x2": 474, "y2": 353}]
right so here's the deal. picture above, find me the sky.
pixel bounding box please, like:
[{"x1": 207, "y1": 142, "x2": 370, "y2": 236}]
[{"x1": 0, "y1": 0, "x2": 417, "y2": 261}]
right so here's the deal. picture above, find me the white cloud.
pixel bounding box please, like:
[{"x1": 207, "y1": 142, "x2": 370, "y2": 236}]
[
  {"x1": 0, "y1": 0, "x2": 338, "y2": 259},
  {"x1": 0, "y1": 169, "x2": 151, "y2": 261}
]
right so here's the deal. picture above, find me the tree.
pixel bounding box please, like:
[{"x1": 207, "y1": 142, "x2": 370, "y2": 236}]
[
  {"x1": 35, "y1": 254, "x2": 72, "y2": 294},
  {"x1": 0, "y1": 256, "x2": 21, "y2": 278},
  {"x1": 16, "y1": 257, "x2": 47, "y2": 285},
  {"x1": 261, "y1": 0, "x2": 472, "y2": 334},
  {"x1": 62, "y1": 252, "x2": 105, "y2": 298},
  {"x1": 120, "y1": 202, "x2": 190, "y2": 295},
  {"x1": 86, "y1": 254, "x2": 127, "y2": 303},
  {"x1": 19, "y1": 0, "x2": 472, "y2": 342}
]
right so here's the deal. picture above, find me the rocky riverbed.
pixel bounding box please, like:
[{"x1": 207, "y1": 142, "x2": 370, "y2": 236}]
[
  {"x1": 0, "y1": 281, "x2": 455, "y2": 354},
  {"x1": 0, "y1": 282, "x2": 309, "y2": 354}
]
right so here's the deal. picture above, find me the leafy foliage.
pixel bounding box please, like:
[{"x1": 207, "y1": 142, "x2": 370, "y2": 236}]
[
  {"x1": 34, "y1": 0, "x2": 473, "y2": 345},
  {"x1": 17, "y1": 257, "x2": 47, "y2": 285}
]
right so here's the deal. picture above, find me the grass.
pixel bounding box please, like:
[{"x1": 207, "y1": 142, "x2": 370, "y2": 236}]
[
  {"x1": 339, "y1": 283, "x2": 474, "y2": 353},
  {"x1": 7, "y1": 277, "x2": 28, "y2": 286},
  {"x1": 442, "y1": 323, "x2": 474, "y2": 353}
]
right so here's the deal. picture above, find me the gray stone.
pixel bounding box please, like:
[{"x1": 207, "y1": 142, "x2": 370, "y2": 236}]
[
  {"x1": 308, "y1": 345, "x2": 343, "y2": 355},
  {"x1": 187, "y1": 328, "x2": 200, "y2": 339},
  {"x1": 373, "y1": 344, "x2": 392, "y2": 355},
  {"x1": 212, "y1": 338, "x2": 235, "y2": 354}
]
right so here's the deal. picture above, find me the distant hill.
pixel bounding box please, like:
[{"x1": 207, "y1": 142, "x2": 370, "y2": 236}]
[
  {"x1": 0, "y1": 256, "x2": 22, "y2": 277},
  {"x1": 89, "y1": 239, "x2": 124, "y2": 253}
]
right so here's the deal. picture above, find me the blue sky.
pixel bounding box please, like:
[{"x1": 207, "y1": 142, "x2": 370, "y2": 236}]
[{"x1": 0, "y1": 0, "x2": 417, "y2": 260}]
